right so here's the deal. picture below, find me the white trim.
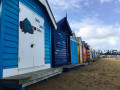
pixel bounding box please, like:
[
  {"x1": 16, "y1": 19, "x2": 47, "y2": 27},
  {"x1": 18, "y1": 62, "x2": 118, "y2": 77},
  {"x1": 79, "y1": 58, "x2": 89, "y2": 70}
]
[
  {"x1": 3, "y1": 64, "x2": 50, "y2": 78},
  {"x1": 70, "y1": 36, "x2": 77, "y2": 42},
  {"x1": 3, "y1": 68, "x2": 19, "y2": 78},
  {"x1": 39, "y1": 0, "x2": 45, "y2": 5},
  {"x1": 71, "y1": 39, "x2": 76, "y2": 42},
  {"x1": 80, "y1": 40, "x2": 83, "y2": 46},
  {"x1": 39, "y1": 0, "x2": 57, "y2": 29}
]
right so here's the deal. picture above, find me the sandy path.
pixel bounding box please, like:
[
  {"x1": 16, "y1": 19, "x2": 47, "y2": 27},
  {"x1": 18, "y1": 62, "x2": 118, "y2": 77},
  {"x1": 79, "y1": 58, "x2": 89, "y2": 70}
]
[{"x1": 26, "y1": 58, "x2": 120, "y2": 90}]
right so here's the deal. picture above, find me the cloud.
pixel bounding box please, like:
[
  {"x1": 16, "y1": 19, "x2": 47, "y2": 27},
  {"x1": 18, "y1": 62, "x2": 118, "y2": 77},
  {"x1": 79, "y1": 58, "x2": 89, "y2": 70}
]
[
  {"x1": 48, "y1": 0, "x2": 82, "y2": 10},
  {"x1": 100, "y1": 0, "x2": 112, "y2": 3},
  {"x1": 88, "y1": 36, "x2": 119, "y2": 50},
  {"x1": 70, "y1": 17, "x2": 120, "y2": 50},
  {"x1": 48, "y1": 0, "x2": 120, "y2": 51}
]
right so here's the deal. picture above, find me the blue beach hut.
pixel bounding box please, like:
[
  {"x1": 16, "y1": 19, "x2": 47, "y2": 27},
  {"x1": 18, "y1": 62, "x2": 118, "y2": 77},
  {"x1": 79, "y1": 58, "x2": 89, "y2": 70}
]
[
  {"x1": 0, "y1": 0, "x2": 57, "y2": 79},
  {"x1": 70, "y1": 31, "x2": 78, "y2": 64},
  {"x1": 52, "y1": 17, "x2": 72, "y2": 67}
]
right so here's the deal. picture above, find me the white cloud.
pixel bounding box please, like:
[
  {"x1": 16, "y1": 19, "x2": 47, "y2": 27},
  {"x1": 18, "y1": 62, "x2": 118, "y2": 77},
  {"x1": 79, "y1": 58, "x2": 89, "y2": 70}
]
[
  {"x1": 70, "y1": 17, "x2": 120, "y2": 50},
  {"x1": 100, "y1": 0, "x2": 112, "y2": 3},
  {"x1": 108, "y1": 37, "x2": 119, "y2": 46},
  {"x1": 48, "y1": 0, "x2": 120, "y2": 51},
  {"x1": 48, "y1": 0, "x2": 82, "y2": 10}
]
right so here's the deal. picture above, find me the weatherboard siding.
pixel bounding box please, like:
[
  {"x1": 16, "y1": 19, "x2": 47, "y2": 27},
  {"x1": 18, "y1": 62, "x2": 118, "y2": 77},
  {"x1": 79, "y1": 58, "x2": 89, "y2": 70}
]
[
  {"x1": 52, "y1": 18, "x2": 72, "y2": 67},
  {"x1": 87, "y1": 49, "x2": 90, "y2": 59},
  {"x1": 54, "y1": 29, "x2": 68, "y2": 65},
  {"x1": 0, "y1": 0, "x2": 2, "y2": 38},
  {"x1": 1, "y1": 0, "x2": 52, "y2": 70},
  {"x1": 70, "y1": 36, "x2": 78, "y2": 64},
  {"x1": 2, "y1": 0, "x2": 19, "y2": 69},
  {"x1": 0, "y1": 0, "x2": 4, "y2": 78}
]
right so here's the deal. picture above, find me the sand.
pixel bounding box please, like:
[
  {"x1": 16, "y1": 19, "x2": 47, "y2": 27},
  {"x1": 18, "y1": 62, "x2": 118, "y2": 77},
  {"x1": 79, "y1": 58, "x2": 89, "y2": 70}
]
[{"x1": 26, "y1": 58, "x2": 120, "y2": 90}]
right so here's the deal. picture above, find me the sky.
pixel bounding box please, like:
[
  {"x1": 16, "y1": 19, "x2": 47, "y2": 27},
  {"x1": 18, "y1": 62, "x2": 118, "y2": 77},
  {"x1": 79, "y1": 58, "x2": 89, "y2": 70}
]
[{"x1": 48, "y1": 0, "x2": 120, "y2": 51}]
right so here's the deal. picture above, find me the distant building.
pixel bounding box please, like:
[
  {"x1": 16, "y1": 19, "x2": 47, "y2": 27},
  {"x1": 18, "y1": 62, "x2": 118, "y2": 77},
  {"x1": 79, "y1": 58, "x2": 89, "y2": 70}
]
[
  {"x1": 112, "y1": 50, "x2": 118, "y2": 54},
  {"x1": 118, "y1": 51, "x2": 120, "y2": 54}
]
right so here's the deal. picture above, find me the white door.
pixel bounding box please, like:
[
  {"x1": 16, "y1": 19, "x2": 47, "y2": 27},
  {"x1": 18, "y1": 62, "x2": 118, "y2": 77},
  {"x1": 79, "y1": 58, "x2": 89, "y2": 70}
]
[
  {"x1": 33, "y1": 13, "x2": 45, "y2": 67},
  {"x1": 19, "y1": 3, "x2": 34, "y2": 69},
  {"x1": 19, "y1": 3, "x2": 45, "y2": 69}
]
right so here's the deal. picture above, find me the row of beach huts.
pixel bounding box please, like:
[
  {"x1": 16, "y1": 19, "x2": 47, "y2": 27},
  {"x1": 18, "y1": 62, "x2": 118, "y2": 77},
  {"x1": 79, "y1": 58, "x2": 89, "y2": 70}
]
[{"x1": 0, "y1": 0, "x2": 99, "y2": 89}]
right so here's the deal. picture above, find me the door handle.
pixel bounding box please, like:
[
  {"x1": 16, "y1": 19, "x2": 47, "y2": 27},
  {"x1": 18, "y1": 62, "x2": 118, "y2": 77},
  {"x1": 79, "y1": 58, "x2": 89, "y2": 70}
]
[
  {"x1": 31, "y1": 44, "x2": 35, "y2": 48},
  {"x1": 32, "y1": 26, "x2": 36, "y2": 31}
]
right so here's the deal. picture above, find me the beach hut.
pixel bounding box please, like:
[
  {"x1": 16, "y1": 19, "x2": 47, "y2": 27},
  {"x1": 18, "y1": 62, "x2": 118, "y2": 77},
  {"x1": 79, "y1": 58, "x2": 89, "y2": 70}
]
[
  {"x1": 0, "y1": 0, "x2": 57, "y2": 79},
  {"x1": 87, "y1": 45, "x2": 90, "y2": 61},
  {"x1": 90, "y1": 48, "x2": 93, "y2": 60},
  {"x1": 52, "y1": 17, "x2": 72, "y2": 67},
  {"x1": 77, "y1": 37, "x2": 83, "y2": 63},
  {"x1": 70, "y1": 31, "x2": 78, "y2": 64},
  {"x1": 82, "y1": 41, "x2": 87, "y2": 62},
  {"x1": 95, "y1": 52, "x2": 99, "y2": 60},
  {"x1": 93, "y1": 50, "x2": 96, "y2": 60}
]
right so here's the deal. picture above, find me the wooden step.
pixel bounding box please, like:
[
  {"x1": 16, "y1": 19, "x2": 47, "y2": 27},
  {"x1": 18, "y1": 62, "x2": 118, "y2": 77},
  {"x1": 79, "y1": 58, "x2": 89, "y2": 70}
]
[{"x1": 0, "y1": 68, "x2": 63, "y2": 88}]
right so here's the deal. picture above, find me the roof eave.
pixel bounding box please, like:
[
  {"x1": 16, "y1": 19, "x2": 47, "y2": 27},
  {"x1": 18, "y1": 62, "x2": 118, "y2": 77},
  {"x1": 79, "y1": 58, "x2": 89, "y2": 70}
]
[{"x1": 39, "y1": 0, "x2": 57, "y2": 29}]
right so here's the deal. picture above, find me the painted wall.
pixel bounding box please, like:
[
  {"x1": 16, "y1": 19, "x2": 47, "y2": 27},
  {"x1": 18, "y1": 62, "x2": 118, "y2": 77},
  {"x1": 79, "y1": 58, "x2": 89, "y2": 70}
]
[
  {"x1": 52, "y1": 17, "x2": 72, "y2": 67},
  {"x1": 90, "y1": 49, "x2": 92, "y2": 59},
  {"x1": 93, "y1": 50, "x2": 96, "y2": 59},
  {"x1": 77, "y1": 45, "x2": 80, "y2": 62},
  {"x1": 70, "y1": 33, "x2": 78, "y2": 64},
  {"x1": 77, "y1": 42, "x2": 83, "y2": 63},
  {"x1": 0, "y1": 0, "x2": 52, "y2": 78},
  {"x1": 77, "y1": 37, "x2": 83, "y2": 63},
  {"x1": 80, "y1": 40, "x2": 83, "y2": 63},
  {"x1": 83, "y1": 46, "x2": 87, "y2": 62},
  {"x1": 0, "y1": 0, "x2": 2, "y2": 78},
  {"x1": 0, "y1": 0, "x2": 1, "y2": 36},
  {"x1": 87, "y1": 49, "x2": 90, "y2": 60}
]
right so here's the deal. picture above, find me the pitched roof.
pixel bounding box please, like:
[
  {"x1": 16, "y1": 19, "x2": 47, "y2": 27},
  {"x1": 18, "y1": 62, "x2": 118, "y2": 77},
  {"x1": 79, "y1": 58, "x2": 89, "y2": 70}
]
[
  {"x1": 77, "y1": 37, "x2": 82, "y2": 44},
  {"x1": 77, "y1": 37, "x2": 80, "y2": 44},
  {"x1": 57, "y1": 17, "x2": 72, "y2": 35},
  {"x1": 88, "y1": 45, "x2": 90, "y2": 49},
  {"x1": 39, "y1": 0, "x2": 57, "y2": 29},
  {"x1": 85, "y1": 43, "x2": 88, "y2": 47},
  {"x1": 82, "y1": 41, "x2": 85, "y2": 46}
]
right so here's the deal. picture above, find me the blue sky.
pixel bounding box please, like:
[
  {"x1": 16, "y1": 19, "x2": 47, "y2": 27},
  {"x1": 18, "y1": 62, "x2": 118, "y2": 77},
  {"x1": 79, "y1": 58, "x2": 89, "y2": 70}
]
[{"x1": 48, "y1": 0, "x2": 120, "y2": 51}]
